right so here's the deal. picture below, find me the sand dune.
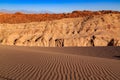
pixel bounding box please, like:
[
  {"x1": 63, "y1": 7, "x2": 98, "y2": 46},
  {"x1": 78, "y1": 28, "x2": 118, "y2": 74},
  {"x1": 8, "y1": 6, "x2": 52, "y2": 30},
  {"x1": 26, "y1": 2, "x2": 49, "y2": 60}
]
[{"x1": 0, "y1": 46, "x2": 120, "y2": 80}]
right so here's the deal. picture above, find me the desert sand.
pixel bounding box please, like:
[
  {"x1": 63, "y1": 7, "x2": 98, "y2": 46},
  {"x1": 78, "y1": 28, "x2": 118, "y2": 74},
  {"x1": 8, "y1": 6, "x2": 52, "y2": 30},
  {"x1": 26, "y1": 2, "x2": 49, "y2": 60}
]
[
  {"x1": 0, "y1": 45, "x2": 120, "y2": 80},
  {"x1": 0, "y1": 11, "x2": 120, "y2": 80}
]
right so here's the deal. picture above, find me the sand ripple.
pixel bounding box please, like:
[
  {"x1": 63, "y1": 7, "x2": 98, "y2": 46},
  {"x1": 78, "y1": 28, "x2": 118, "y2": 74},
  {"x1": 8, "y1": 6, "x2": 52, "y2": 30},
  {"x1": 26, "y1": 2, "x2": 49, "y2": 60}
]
[{"x1": 0, "y1": 51, "x2": 120, "y2": 80}]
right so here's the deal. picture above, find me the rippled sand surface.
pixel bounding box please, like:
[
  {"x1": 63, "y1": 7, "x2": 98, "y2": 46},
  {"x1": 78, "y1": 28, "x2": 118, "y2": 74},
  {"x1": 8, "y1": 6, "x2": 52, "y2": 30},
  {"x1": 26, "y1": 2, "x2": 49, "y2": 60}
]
[{"x1": 0, "y1": 46, "x2": 120, "y2": 80}]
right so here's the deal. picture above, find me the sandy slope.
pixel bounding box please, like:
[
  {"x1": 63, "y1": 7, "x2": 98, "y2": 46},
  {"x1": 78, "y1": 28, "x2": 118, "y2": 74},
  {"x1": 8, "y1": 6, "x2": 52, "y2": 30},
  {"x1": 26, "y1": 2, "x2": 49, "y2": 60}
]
[{"x1": 0, "y1": 46, "x2": 120, "y2": 80}]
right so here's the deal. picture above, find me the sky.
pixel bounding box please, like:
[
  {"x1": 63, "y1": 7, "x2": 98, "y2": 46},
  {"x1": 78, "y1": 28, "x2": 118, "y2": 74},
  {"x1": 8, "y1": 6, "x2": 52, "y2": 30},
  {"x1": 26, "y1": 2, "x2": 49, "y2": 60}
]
[{"x1": 0, "y1": 0, "x2": 120, "y2": 13}]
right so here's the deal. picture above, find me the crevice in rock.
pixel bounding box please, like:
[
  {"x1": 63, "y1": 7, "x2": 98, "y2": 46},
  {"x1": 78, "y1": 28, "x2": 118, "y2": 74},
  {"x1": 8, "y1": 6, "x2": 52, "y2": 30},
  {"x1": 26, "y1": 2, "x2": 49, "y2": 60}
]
[
  {"x1": 78, "y1": 16, "x2": 93, "y2": 33},
  {"x1": 27, "y1": 40, "x2": 30, "y2": 42},
  {"x1": 49, "y1": 38, "x2": 52, "y2": 46},
  {"x1": 90, "y1": 35, "x2": 96, "y2": 46},
  {"x1": 0, "y1": 39, "x2": 3, "y2": 43},
  {"x1": 14, "y1": 39, "x2": 18, "y2": 45},
  {"x1": 55, "y1": 39, "x2": 64, "y2": 47},
  {"x1": 49, "y1": 38, "x2": 52, "y2": 41},
  {"x1": 35, "y1": 36, "x2": 42, "y2": 42},
  {"x1": 72, "y1": 31, "x2": 75, "y2": 34},
  {"x1": 107, "y1": 39, "x2": 114, "y2": 46},
  {"x1": 94, "y1": 28, "x2": 97, "y2": 32},
  {"x1": 101, "y1": 17, "x2": 105, "y2": 22}
]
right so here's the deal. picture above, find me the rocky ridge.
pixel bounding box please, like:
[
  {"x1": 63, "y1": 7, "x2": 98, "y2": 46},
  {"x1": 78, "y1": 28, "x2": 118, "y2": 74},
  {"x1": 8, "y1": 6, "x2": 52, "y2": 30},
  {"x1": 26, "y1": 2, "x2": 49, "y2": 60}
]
[{"x1": 0, "y1": 13, "x2": 120, "y2": 47}]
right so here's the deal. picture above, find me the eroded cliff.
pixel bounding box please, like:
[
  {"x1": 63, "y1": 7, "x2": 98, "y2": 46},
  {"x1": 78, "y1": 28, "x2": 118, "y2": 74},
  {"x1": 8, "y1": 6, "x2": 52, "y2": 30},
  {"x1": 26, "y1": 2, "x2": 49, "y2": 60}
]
[{"x1": 0, "y1": 13, "x2": 120, "y2": 46}]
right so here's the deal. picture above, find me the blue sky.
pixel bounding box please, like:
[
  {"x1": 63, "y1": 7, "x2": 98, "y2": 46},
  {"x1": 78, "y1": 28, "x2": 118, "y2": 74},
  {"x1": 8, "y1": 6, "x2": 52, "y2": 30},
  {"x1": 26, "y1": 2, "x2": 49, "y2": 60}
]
[{"x1": 0, "y1": 0, "x2": 120, "y2": 13}]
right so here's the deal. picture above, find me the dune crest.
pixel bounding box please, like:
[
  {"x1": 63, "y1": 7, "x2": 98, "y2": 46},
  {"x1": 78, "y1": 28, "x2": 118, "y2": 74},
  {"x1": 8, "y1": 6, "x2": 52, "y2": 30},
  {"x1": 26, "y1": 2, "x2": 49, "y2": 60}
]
[{"x1": 0, "y1": 13, "x2": 120, "y2": 46}]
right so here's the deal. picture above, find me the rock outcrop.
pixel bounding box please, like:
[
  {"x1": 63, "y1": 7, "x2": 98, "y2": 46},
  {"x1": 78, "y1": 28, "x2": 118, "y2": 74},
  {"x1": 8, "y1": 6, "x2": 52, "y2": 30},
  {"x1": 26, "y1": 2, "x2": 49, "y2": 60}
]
[
  {"x1": 0, "y1": 10, "x2": 120, "y2": 24},
  {"x1": 0, "y1": 13, "x2": 120, "y2": 47}
]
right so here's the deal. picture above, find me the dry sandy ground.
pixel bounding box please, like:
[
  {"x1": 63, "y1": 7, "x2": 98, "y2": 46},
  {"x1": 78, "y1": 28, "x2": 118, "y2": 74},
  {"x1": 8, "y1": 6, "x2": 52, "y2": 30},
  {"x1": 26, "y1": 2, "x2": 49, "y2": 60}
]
[{"x1": 0, "y1": 46, "x2": 120, "y2": 80}]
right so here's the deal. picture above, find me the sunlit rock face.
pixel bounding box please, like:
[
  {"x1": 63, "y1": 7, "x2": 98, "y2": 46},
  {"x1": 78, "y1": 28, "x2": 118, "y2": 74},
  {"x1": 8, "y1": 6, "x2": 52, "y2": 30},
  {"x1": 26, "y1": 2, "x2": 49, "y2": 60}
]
[{"x1": 0, "y1": 13, "x2": 120, "y2": 47}]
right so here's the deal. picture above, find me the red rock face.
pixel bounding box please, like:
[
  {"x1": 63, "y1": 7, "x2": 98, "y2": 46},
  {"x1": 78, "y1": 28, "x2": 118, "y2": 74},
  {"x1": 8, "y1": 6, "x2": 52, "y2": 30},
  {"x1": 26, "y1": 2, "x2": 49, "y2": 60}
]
[{"x1": 0, "y1": 10, "x2": 119, "y2": 24}]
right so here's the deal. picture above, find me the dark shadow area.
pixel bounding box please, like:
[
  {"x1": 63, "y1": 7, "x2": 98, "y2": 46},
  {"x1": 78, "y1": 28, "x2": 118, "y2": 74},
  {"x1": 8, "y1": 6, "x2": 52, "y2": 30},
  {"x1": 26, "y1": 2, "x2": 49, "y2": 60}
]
[
  {"x1": 107, "y1": 39, "x2": 114, "y2": 46},
  {"x1": 113, "y1": 56, "x2": 120, "y2": 60},
  {"x1": 90, "y1": 35, "x2": 96, "y2": 46},
  {"x1": 55, "y1": 39, "x2": 64, "y2": 47}
]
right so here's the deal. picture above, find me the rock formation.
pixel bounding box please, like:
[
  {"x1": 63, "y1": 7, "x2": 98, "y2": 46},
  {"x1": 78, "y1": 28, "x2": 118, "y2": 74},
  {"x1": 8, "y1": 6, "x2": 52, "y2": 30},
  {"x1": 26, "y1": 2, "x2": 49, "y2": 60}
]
[{"x1": 0, "y1": 12, "x2": 120, "y2": 47}]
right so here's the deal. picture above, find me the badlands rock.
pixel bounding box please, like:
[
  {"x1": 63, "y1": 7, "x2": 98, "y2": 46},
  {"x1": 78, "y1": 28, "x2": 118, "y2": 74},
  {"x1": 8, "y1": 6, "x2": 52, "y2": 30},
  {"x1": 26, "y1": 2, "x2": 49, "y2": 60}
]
[{"x1": 0, "y1": 13, "x2": 120, "y2": 47}]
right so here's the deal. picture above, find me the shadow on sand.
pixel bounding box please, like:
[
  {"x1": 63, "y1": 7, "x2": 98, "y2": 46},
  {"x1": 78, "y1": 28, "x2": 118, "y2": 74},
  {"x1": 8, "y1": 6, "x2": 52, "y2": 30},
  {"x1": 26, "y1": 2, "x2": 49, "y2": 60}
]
[{"x1": 114, "y1": 56, "x2": 120, "y2": 60}]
